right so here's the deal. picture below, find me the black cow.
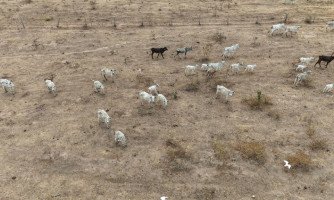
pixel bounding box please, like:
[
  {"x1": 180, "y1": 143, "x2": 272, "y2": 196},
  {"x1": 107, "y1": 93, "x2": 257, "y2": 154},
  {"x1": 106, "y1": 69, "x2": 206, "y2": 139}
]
[
  {"x1": 151, "y1": 47, "x2": 168, "y2": 59},
  {"x1": 314, "y1": 53, "x2": 334, "y2": 68}
]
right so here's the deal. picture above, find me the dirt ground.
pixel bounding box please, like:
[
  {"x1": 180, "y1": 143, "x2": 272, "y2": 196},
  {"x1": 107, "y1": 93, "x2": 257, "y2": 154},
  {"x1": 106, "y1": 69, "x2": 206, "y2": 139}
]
[{"x1": 0, "y1": 0, "x2": 334, "y2": 199}]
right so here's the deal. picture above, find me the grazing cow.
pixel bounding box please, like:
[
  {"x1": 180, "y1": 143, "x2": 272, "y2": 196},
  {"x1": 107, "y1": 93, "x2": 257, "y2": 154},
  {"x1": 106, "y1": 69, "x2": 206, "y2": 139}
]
[
  {"x1": 175, "y1": 47, "x2": 192, "y2": 58},
  {"x1": 151, "y1": 47, "x2": 168, "y2": 59},
  {"x1": 314, "y1": 53, "x2": 334, "y2": 68}
]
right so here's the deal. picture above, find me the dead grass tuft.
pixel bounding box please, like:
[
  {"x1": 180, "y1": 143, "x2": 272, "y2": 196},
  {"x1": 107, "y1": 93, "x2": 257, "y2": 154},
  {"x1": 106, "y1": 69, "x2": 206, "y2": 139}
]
[
  {"x1": 212, "y1": 141, "x2": 229, "y2": 161},
  {"x1": 306, "y1": 123, "x2": 316, "y2": 138},
  {"x1": 211, "y1": 32, "x2": 226, "y2": 44},
  {"x1": 310, "y1": 139, "x2": 328, "y2": 151},
  {"x1": 166, "y1": 139, "x2": 191, "y2": 160},
  {"x1": 235, "y1": 141, "x2": 266, "y2": 164},
  {"x1": 242, "y1": 90, "x2": 273, "y2": 110},
  {"x1": 136, "y1": 74, "x2": 154, "y2": 87},
  {"x1": 194, "y1": 187, "x2": 216, "y2": 200},
  {"x1": 199, "y1": 43, "x2": 213, "y2": 62},
  {"x1": 22, "y1": 0, "x2": 32, "y2": 3},
  {"x1": 184, "y1": 80, "x2": 200, "y2": 92},
  {"x1": 165, "y1": 139, "x2": 192, "y2": 172},
  {"x1": 304, "y1": 15, "x2": 315, "y2": 24},
  {"x1": 267, "y1": 109, "x2": 280, "y2": 120},
  {"x1": 301, "y1": 78, "x2": 314, "y2": 88},
  {"x1": 287, "y1": 151, "x2": 312, "y2": 172}
]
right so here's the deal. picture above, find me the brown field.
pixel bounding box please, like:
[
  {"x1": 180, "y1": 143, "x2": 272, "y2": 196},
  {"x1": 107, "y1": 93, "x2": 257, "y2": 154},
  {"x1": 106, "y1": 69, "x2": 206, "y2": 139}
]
[{"x1": 0, "y1": 0, "x2": 334, "y2": 199}]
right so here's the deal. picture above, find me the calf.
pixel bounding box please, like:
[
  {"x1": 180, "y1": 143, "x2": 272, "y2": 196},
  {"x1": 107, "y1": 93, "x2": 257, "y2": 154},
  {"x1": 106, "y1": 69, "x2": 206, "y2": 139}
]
[
  {"x1": 151, "y1": 47, "x2": 168, "y2": 59},
  {"x1": 314, "y1": 53, "x2": 334, "y2": 68}
]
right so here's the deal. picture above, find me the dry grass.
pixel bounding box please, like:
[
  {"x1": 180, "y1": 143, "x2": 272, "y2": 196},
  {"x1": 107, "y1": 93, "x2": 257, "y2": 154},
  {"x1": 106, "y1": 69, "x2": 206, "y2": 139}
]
[
  {"x1": 242, "y1": 91, "x2": 273, "y2": 110},
  {"x1": 184, "y1": 80, "x2": 200, "y2": 92},
  {"x1": 194, "y1": 187, "x2": 216, "y2": 200},
  {"x1": 136, "y1": 74, "x2": 154, "y2": 87},
  {"x1": 267, "y1": 109, "x2": 280, "y2": 120},
  {"x1": 165, "y1": 139, "x2": 192, "y2": 172},
  {"x1": 235, "y1": 141, "x2": 266, "y2": 164},
  {"x1": 45, "y1": 16, "x2": 54, "y2": 21},
  {"x1": 22, "y1": 0, "x2": 32, "y2": 3},
  {"x1": 301, "y1": 78, "x2": 314, "y2": 88},
  {"x1": 212, "y1": 141, "x2": 229, "y2": 161},
  {"x1": 304, "y1": 15, "x2": 315, "y2": 24},
  {"x1": 306, "y1": 123, "x2": 316, "y2": 138},
  {"x1": 200, "y1": 43, "x2": 213, "y2": 62},
  {"x1": 310, "y1": 139, "x2": 328, "y2": 151},
  {"x1": 211, "y1": 32, "x2": 227, "y2": 44},
  {"x1": 287, "y1": 151, "x2": 313, "y2": 172}
]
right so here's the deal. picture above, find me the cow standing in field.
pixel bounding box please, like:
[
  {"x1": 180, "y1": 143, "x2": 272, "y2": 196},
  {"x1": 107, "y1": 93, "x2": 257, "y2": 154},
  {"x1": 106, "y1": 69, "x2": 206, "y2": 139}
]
[
  {"x1": 151, "y1": 47, "x2": 168, "y2": 59},
  {"x1": 314, "y1": 53, "x2": 334, "y2": 68}
]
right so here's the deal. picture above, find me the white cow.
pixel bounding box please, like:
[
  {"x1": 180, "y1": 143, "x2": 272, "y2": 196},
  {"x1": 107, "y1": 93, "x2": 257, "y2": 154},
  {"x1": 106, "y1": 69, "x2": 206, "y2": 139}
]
[
  {"x1": 285, "y1": 25, "x2": 301, "y2": 37},
  {"x1": 230, "y1": 63, "x2": 243, "y2": 74},
  {"x1": 294, "y1": 71, "x2": 311, "y2": 86},
  {"x1": 295, "y1": 64, "x2": 308, "y2": 72},
  {"x1": 323, "y1": 83, "x2": 333, "y2": 93},
  {"x1": 326, "y1": 21, "x2": 334, "y2": 31},
  {"x1": 97, "y1": 109, "x2": 111, "y2": 128},
  {"x1": 245, "y1": 64, "x2": 257, "y2": 72},
  {"x1": 184, "y1": 65, "x2": 198, "y2": 76},
  {"x1": 115, "y1": 131, "x2": 127, "y2": 147},
  {"x1": 139, "y1": 91, "x2": 155, "y2": 106},
  {"x1": 45, "y1": 80, "x2": 57, "y2": 96},
  {"x1": 156, "y1": 94, "x2": 168, "y2": 109},
  {"x1": 148, "y1": 84, "x2": 159, "y2": 95},
  {"x1": 270, "y1": 23, "x2": 286, "y2": 36},
  {"x1": 101, "y1": 68, "x2": 117, "y2": 82},
  {"x1": 93, "y1": 80, "x2": 105, "y2": 94},
  {"x1": 0, "y1": 79, "x2": 15, "y2": 94},
  {"x1": 223, "y1": 44, "x2": 239, "y2": 58},
  {"x1": 299, "y1": 57, "x2": 315, "y2": 65},
  {"x1": 216, "y1": 85, "x2": 234, "y2": 101}
]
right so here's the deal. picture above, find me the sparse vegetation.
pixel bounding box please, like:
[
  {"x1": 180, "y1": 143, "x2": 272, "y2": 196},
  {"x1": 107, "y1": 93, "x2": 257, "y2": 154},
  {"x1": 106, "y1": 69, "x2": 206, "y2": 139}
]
[
  {"x1": 173, "y1": 91, "x2": 178, "y2": 99},
  {"x1": 194, "y1": 187, "x2": 216, "y2": 200},
  {"x1": 184, "y1": 80, "x2": 200, "y2": 92},
  {"x1": 82, "y1": 18, "x2": 89, "y2": 30},
  {"x1": 22, "y1": 0, "x2": 32, "y2": 3},
  {"x1": 136, "y1": 74, "x2": 154, "y2": 86},
  {"x1": 89, "y1": 0, "x2": 97, "y2": 10},
  {"x1": 287, "y1": 151, "x2": 312, "y2": 172},
  {"x1": 200, "y1": 43, "x2": 213, "y2": 62},
  {"x1": 45, "y1": 16, "x2": 54, "y2": 21},
  {"x1": 212, "y1": 141, "x2": 229, "y2": 160},
  {"x1": 310, "y1": 139, "x2": 328, "y2": 151},
  {"x1": 165, "y1": 139, "x2": 192, "y2": 172},
  {"x1": 251, "y1": 37, "x2": 260, "y2": 47},
  {"x1": 242, "y1": 90, "x2": 273, "y2": 110},
  {"x1": 267, "y1": 109, "x2": 280, "y2": 120},
  {"x1": 211, "y1": 32, "x2": 227, "y2": 44},
  {"x1": 301, "y1": 78, "x2": 314, "y2": 88},
  {"x1": 306, "y1": 123, "x2": 316, "y2": 138},
  {"x1": 304, "y1": 15, "x2": 315, "y2": 24},
  {"x1": 235, "y1": 141, "x2": 266, "y2": 164}
]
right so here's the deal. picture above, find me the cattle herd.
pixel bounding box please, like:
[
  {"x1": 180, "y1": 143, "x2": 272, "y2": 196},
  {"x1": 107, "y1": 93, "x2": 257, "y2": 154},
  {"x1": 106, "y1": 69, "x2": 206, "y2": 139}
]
[{"x1": 1, "y1": 21, "x2": 334, "y2": 153}]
